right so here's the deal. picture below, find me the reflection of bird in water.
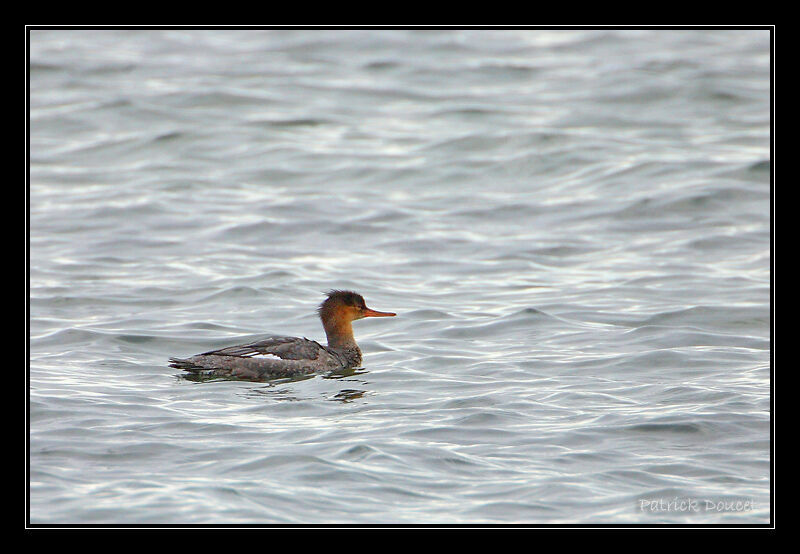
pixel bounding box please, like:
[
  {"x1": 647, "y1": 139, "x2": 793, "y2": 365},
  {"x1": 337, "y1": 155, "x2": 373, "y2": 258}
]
[
  {"x1": 331, "y1": 389, "x2": 366, "y2": 403},
  {"x1": 170, "y1": 290, "x2": 395, "y2": 381}
]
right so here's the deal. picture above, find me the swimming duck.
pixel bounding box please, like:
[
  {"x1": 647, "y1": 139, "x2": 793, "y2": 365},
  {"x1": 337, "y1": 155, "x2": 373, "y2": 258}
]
[{"x1": 169, "y1": 290, "x2": 395, "y2": 380}]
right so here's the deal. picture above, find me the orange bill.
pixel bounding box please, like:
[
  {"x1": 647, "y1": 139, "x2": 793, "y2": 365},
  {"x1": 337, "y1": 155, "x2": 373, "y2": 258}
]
[{"x1": 363, "y1": 307, "x2": 396, "y2": 317}]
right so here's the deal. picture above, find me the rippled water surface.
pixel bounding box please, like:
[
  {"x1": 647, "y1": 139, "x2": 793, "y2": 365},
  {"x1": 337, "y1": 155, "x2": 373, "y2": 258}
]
[{"x1": 29, "y1": 29, "x2": 771, "y2": 524}]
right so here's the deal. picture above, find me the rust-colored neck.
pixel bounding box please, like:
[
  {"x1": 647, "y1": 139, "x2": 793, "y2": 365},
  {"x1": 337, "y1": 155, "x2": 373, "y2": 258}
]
[{"x1": 321, "y1": 313, "x2": 357, "y2": 351}]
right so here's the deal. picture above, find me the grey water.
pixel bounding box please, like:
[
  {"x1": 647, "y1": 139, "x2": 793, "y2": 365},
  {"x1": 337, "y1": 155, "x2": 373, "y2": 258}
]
[{"x1": 28, "y1": 29, "x2": 771, "y2": 524}]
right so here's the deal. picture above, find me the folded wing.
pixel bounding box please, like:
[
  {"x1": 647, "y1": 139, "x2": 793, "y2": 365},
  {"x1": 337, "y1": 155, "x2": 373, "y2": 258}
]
[{"x1": 199, "y1": 336, "x2": 326, "y2": 360}]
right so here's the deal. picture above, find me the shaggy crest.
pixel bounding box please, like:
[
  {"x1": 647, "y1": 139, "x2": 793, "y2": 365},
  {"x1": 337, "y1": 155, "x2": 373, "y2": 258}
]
[{"x1": 318, "y1": 290, "x2": 366, "y2": 316}]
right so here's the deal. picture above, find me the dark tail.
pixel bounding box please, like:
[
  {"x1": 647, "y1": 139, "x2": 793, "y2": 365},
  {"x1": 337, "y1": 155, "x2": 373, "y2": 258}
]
[{"x1": 169, "y1": 357, "x2": 207, "y2": 372}]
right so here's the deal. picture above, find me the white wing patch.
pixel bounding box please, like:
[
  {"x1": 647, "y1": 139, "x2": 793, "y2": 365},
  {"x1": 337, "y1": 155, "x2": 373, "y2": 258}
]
[{"x1": 243, "y1": 352, "x2": 282, "y2": 360}]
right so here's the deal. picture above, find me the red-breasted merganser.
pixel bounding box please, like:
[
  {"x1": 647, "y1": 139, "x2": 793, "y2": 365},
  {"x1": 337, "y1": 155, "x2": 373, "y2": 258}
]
[{"x1": 169, "y1": 290, "x2": 395, "y2": 380}]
